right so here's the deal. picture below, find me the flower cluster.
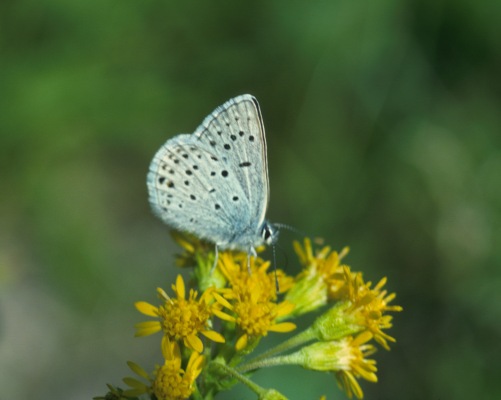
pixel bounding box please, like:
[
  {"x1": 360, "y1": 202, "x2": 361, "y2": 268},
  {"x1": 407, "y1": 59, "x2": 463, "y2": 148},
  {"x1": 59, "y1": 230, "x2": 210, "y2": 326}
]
[
  {"x1": 96, "y1": 235, "x2": 401, "y2": 400},
  {"x1": 213, "y1": 253, "x2": 296, "y2": 351}
]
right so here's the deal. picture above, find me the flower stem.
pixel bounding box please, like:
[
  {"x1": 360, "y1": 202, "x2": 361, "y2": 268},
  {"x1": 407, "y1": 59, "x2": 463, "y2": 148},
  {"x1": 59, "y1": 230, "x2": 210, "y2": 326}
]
[
  {"x1": 209, "y1": 360, "x2": 265, "y2": 397},
  {"x1": 239, "y1": 327, "x2": 315, "y2": 369},
  {"x1": 237, "y1": 353, "x2": 300, "y2": 373}
]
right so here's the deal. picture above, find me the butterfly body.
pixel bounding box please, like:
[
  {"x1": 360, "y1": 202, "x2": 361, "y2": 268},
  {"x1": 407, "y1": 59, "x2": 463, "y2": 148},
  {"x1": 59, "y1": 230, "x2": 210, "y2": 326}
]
[{"x1": 147, "y1": 95, "x2": 278, "y2": 253}]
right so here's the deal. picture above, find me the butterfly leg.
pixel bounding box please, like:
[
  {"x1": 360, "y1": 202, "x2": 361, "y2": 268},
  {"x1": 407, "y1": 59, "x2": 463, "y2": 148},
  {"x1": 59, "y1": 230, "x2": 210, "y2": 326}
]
[
  {"x1": 247, "y1": 247, "x2": 258, "y2": 274},
  {"x1": 211, "y1": 244, "x2": 219, "y2": 273}
]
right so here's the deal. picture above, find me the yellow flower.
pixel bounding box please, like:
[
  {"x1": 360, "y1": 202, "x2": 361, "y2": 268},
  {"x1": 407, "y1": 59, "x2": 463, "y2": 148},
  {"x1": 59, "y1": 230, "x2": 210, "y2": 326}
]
[
  {"x1": 123, "y1": 339, "x2": 204, "y2": 400},
  {"x1": 242, "y1": 331, "x2": 377, "y2": 399},
  {"x1": 217, "y1": 251, "x2": 293, "y2": 300},
  {"x1": 122, "y1": 361, "x2": 153, "y2": 398},
  {"x1": 294, "y1": 332, "x2": 377, "y2": 399},
  {"x1": 135, "y1": 274, "x2": 224, "y2": 352},
  {"x1": 304, "y1": 267, "x2": 401, "y2": 350},
  {"x1": 213, "y1": 253, "x2": 296, "y2": 350},
  {"x1": 170, "y1": 230, "x2": 211, "y2": 267},
  {"x1": 287, "y1": 238, "x2": 350, "y2": 316},
  {"x1": 334, "y1": 332, "x2": 378, "y2": 399},
  {"x1": 171, "y1": 230, "x2": 229, "y2": 291},
  {"x1": 293, "y1": 237, "x2": 332, "y2": 268},
  {"x1": 285, "y1": 271, "x2": 328, "y2": 316},
  {"x1": 153, "y1": 337, "x2": 204, "y2": 400},
  {"x1": 340, "y1": 268, "x2": 403, "y2": 350}
]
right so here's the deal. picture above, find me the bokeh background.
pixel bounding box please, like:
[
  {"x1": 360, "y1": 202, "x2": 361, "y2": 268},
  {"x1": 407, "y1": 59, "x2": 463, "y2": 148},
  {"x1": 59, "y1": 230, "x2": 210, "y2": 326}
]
[{"x1": 1, "y1": 0, "x2": 500, "y2": 399}]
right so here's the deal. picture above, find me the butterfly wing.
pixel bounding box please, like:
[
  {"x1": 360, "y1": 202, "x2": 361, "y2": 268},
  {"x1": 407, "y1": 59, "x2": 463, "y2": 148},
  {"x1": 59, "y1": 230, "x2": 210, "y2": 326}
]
[
  {"x1": 147, "y1": 134, "x2": 250, "y2": 247},
  {"x1": 147, "y1": 95, "x2": 270, "y2": 249},
  {"x1": 194, "y1": 94, "x2": 269, "y2": 231}
]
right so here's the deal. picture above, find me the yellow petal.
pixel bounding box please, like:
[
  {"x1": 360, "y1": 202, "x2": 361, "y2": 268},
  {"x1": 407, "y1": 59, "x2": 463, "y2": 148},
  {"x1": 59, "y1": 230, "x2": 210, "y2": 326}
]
[
  {"x1": 127, "y1": 361, "x2": 149, "y2": 379},
  {"x1": 276, "y1": 301, "x2": 295, "y2": 316},
  {"x1": 171, "y1": 231, "x2": 195, "y2": 252},
  {"x1": 235, "y1": 334, "x2": 248, "y2": 351},
  {"x1": 156, "y1": 287, "x2": 170, "y2": 301},
  {"x1": 201, "y1": 329, "x2": 225, "y2": 343},
  {"x1": 134, "y1": 321, "x2": 161, "y2": 337},
  {"x1": 186, "y1": 350, "x2": 202, "y2": 370},
  {"x1": 134, "y1": 301, "x2": 158, "y2": 317},
  {"x1": 339, "y1": 246, "x2": 350, "y2": 260},
  {"x1": 123, "y1": 377, "x2": 148, "y2": 389},
  {"x1": 293, "y1": 240, "x2": 307, "y2": 264},
  {"x1": 212, "y1": 308, "x2": 235, "y2": 322},
  {"x1": 268, "y1": 322, "x2": 296, "y2": 333},
  {"x1": 353, "y1": 331, "x2": 373, "y2": 346},
  {"x1": 355, "y1": 366, "x2": 378, "y2": 383},
  {"x1": 175, "y1": 274, "x2": 185, "y2": 299},
  {"x1": 185, "y1": 334, "x2": 203, "y2": 353},
  {"x1": 161, "y1": 336, "x2": 172, "y2": 360},
  {"x1": 186, "y1": 352, "x2": 204, "y2": 379},
  {"x1": 213, "y1": 292, "x2": 233, "y2": 310},
  {"x1": 162, "y1": 337, "x2": 182, "y2": 369},
  {"x1": 258, "y1": 260, "x2": 271, "y2": 274},
  {"x1": 344, "y1": 371, "x2": 364, "y2": 399}
]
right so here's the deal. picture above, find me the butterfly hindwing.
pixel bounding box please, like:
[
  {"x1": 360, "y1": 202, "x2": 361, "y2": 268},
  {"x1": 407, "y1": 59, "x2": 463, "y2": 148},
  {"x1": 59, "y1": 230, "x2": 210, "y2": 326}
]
[{"x1": 148, "y1": 134, "x2": 251, "y2": 246}]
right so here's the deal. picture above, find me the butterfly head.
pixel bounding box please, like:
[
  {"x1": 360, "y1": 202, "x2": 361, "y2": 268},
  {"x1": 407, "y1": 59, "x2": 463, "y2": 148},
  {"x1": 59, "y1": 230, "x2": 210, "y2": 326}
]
[{"x1": 261, "y1": 221, "x2": 279, "y2": 246}]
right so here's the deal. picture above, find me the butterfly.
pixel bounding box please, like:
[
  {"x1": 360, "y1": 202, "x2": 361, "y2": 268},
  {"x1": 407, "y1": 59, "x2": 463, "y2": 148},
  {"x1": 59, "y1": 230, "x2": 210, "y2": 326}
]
[{"x1": 147, "y1": 94, "x2": 278, "y2": 258}]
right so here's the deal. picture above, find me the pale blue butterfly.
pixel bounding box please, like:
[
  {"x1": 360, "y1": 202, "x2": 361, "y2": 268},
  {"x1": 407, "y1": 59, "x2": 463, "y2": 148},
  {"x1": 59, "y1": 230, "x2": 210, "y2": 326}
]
[{"x1": 147, "y1": 95, "x2": 278, "y2": 258}]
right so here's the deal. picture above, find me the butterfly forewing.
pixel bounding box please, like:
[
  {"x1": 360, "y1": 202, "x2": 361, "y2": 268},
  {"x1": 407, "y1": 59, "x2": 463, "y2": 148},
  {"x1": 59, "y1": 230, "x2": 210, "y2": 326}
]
[
  {"x1": 195, "y1": 95, "x2": 269, "y2": 228},
  {"x1": 147, "y1": 95, "x2": 270, "y2": 250}
]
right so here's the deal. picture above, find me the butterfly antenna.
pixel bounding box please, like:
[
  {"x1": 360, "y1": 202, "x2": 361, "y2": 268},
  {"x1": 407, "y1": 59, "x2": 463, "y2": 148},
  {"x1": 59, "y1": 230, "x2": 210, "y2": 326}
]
[
  {"x1": 274, "y1": 223, "x2": 306, "y2": 238},
  {"x1": 272, "y1": 244, "x2": 279, "y2": 293}
]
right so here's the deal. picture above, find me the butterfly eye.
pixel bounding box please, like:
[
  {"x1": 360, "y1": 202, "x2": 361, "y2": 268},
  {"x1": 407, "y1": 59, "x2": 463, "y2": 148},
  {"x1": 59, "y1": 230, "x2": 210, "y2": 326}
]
[{"x1": 261, "y1": 223, "x2": 277, "y2": 245}]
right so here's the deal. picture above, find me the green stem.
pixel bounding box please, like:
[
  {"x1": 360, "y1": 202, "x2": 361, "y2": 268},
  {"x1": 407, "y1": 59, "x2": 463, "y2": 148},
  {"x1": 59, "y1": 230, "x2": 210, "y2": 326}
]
[
  {"x1": 239, "y1": 326, "x2": 315, "y2": 369},
  {"x1": 209, "y1": 361, "x2": 265, "y2": 397},
  {"x1": 237, "y1": 353, "x2": 300, "y2": 373}
]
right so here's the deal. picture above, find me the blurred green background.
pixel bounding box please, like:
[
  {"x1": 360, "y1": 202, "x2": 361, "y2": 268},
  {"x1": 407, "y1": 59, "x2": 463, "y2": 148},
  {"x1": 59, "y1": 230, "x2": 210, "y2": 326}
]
[{"x1": 1, "y1": 0, "x2": 500, "y2": 399}]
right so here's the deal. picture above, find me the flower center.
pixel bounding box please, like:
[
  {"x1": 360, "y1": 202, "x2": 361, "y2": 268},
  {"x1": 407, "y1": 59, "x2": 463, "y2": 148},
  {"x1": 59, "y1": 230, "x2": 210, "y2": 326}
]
[
  {"x1": 234, "y1": 301, "x2": 276, "y2": 337},
  {"x1": 159, "y1": 299, "x2": 210, "y2": 340},
  {"x1": 153, "y1": 363, "x2": 193, "y2": 400}
]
